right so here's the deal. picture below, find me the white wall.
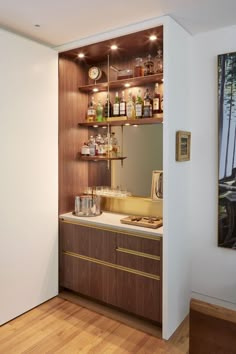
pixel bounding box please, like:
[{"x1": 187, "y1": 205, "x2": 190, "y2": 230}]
[
  {"x1": 0, "y1": 29, "x2": 58, "y2": 324},
  {"x1": 190, "y1": 25, "x2": 236, "y2": 310},
  {"x1": 162, "y1": 17, "x2": 192, "y2": 339}
]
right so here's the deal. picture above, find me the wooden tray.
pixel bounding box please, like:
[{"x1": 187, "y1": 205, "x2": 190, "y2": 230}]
[{"x1": 120, "y1": 216, "x2": 163, "y2": 229}]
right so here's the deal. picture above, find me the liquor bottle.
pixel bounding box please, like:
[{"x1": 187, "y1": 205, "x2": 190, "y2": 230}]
[
  {"x1": 135, "y1": 89, "x2": 143, "y2": 118},
  {"x1": 119, "y1": 91, "x2": 126, "y2": 116},
  {"x1": 104, "y1": 94, "x2": 112, "y2": 118},
  {"x1": 143, "y1": 88, "x2": 153, "y2": 118},
  {"x1": 87, "y1": 96, "x2": 96, "y2": 122},
  {"x1": 96, "y1": 99, "x2": 103, "y2": 122},
  {"x1": 153, "y1": 83, "x2": 161, "y2": 117},
  {"x1": 155, "y1": 48, "x2": 163, "y2": 73},
  {"x1": 126, "y1": 91, "x2": 135, "y2": 119},
  {"x1": 113, "y1": 92, "x2": 120, "y2": 117}
]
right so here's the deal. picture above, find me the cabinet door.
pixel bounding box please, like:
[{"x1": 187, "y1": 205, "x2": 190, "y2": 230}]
[
  {"x1": 60, "y1": 254, "x2": 116, "y2": 306},
  {"x1": 60, "y1": 221, "x2": 116, "y2": 263}
]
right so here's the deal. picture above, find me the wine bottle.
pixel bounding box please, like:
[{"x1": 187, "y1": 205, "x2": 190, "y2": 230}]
[
  {"x1": 153, "y1": 83, "x2": 161, "y2": 117},
  {"x1": 135, "y1": 89, "x2": 143, "y2": 118},
  {"x1": 119, "y1": 91, "x2": 126, "y2": 116},
  {"x1": 113, "y1": 92, "x2": 120, "y2": 116}
]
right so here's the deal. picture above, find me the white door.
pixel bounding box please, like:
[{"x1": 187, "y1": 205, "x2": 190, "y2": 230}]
[{"x1": 0, "y1": 29, "x2": 58, "y2": 325}]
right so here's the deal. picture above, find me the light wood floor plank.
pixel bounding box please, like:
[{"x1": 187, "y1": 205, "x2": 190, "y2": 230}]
[{"x1": 0, "y1": 297, "x2": 189, "y2": 353}]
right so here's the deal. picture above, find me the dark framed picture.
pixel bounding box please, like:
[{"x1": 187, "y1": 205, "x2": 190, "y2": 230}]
[
  {"x1": 218, "y1": 52, "x2": 236, "y2": 249},
  {"x1": 176, "y1": 131, "x2": 191, "y2": 161}
]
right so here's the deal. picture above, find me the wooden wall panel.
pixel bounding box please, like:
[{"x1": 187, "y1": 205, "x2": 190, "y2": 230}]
[{"x1": 59, "y1": 56, "x2": 111, "y2": 214}]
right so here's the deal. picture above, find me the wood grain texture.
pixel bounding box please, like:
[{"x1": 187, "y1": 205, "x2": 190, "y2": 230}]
[
  {"x1": 59, "y1": 221, "x2": 162, "y2": 323},
  {"x1": 59, "y1": 57, "x2": 111, "y2": 214},
  {"x1": 0, "y1": 296, "x2": 189, "y2": 354},
  {"x1": 189, "y1": 299, "x2": 236, "y2": 354}
]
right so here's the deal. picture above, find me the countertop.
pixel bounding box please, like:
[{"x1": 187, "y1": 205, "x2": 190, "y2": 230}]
[{"x1": 59, "y1": 211, "x2": 163, "y2": 237}]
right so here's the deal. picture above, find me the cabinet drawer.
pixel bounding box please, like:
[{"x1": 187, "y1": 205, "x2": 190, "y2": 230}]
[
  {"x1": 116, "y1": 248, "x2": 160, "y2": 276},
  {"x1": 60, "y1": 221, "x2": 116, "y2": 263},
  {"x1": 117, "y1": 232, "x2": 161, "y2": 257}
]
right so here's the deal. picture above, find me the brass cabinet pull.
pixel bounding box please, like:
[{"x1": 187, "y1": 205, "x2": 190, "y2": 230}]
[
  {"x1": 116, "y1": 247, "x2": 160, "y2": 261},
  {"x1": 63, "y1": 250, "x2": 160, "y2": 281}
]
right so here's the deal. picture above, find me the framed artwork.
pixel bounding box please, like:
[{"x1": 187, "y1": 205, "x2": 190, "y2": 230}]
[
  {"x1": 176, "y1": 131, "x2": 191, "y2": 162},
  {"x1": 218, "y1": 52, "x2": 236, "y2": 249}
]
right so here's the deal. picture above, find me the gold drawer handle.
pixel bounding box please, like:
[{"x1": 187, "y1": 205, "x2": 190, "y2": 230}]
[
  {"x1": 63, "y1": 250, "x2": 160, "y2": 281},
  {"x1": 116, "y1": 247, "x2": 160, "y2": 261}
]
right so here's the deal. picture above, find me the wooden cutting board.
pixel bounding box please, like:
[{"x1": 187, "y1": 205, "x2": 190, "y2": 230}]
[{"x1": 120, "y1": 216, "x2": 163, "y2": 229}]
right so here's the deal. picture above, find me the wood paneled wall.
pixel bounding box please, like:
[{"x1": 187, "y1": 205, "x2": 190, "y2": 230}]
[{"x1": 59, "y1": 56, "x2": 111, "y2": 213}]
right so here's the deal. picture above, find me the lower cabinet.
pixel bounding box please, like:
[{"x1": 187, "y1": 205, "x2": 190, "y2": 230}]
[{"x1": 59, "y1": 220, "x2": 162, "y2": 324}]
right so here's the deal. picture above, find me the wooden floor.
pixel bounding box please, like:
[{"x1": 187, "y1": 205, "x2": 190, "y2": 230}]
[{"x1": 0, "y1": 297, "x2": 189, "y2": 354}]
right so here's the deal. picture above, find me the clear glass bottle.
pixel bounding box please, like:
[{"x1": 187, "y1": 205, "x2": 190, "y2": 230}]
[
  {"x1": 119, "y1": 91, "x2": 126, "y2": 116},
  {"x1": 134, "y1": 57, "x2": 143, "y2": 77},
  {"x1": 87, "y1": 96, "x2": 96, "y2": 122},
  {"x1": 144, "y1": 54, "x2": 154, "y2": 76},
  {"x1": 143, "y1": 88, "x2": 153, "y2": 118},
  {"x1": 153, "y1": 83, "x2": 161, "y2": 117},
  {"x1": 88, "y1": 135, "x2": 96, "y2": 156},
  {"x1": 155, "y1": 48, "x2": 163, "y2": 73},
  {"x1": 126, "y1": 91, "x2": 135, "y2": 119},
  {"x1": 113, "y1": 92, "x2": 120, "y2": 117},
  {"x1": 135, "y1": 89, "x2": 143, "y2": 118},
  {"x1": 110, "y1": 132, "x2": 119, "y2": 157},
  {"x1": 96, "y1": 99, "x2": 103, "y2": 122}
]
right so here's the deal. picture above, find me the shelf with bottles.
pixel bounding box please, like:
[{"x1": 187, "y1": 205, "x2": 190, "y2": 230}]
[
  {"x1": 78, "y1": 116, "x2": 163, "y2": 128},
  {"x1": 78, "y1": 155, "x2": 127, "y2": 162},
  {"x1": 78, "y1": 73, "x2": 163, "y2": 93}
]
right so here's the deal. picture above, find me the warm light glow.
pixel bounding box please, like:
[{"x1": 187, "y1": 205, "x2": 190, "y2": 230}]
[
  {"x1": 111, "y1": 44, "x2": 118, "y2": 50},
  {"x1": 125, "y1": 123, "x2": 130, "y2": 126},
  {"x1": 93, "y1": 125, "x2": 98, "y2": 128},
  {"x1": 149, "y1": 35, "x2": 157, "y2": 41},
  {"x1": 124, "y1": 83, "x2": 130, "y2": 87},
  {"x1": 93, "y1": 88, "x2": 99, "y2": 92},
  {"x1": 78, "y1": 53, "x2": 85, "y2": 58},
  {"x1": 133, "y1": 125, "x2": 138, "y2": 127}
]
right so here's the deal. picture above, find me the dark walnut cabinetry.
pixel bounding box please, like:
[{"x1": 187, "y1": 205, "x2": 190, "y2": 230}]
[{"x1": 59, "y1": 220, "x2": 162, "y2": 324}]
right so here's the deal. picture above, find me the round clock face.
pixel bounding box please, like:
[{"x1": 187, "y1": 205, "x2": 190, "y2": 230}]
[{"x1": 88, "y1": 66, "x2": 102, "y2": 80}]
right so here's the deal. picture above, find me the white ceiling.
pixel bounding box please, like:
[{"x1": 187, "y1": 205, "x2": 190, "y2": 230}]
[{"x1": 0, "y1": 0, "x2": 236, "y2": 47}]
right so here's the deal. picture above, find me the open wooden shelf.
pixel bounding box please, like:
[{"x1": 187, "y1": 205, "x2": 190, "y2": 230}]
[
  {"x1": 78, "y1": 117, "x2": 163, "y2": 128},
  {"x1": 78, "y1": 73, "x2": 163, "y2": 93},
  {"x1": 78, "y1": 155, "x2": 127, "y2": 162}
]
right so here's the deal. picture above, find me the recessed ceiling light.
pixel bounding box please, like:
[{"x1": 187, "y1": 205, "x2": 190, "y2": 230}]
[
  {"x1": 124, "y1": 83, "x2": 130, "y2": 87},
  {"x1": 125, "y1": 123, "x2": 130, "y2": 126},
  {"x1": 78, "y1": 53, "x2": 85, "y2": 58},
  {"x1": 93, "y1": 88, "x2": 99, "y2": 92},
  {"x1": 133, "y1": 125, "x2": 138, "y2": 127},
  {"x1": 111, "y1": 44, "x2": 118, "y2": 50},
  {"x1": 149, "y1": 35, "x2": 157, "y2": 41}
]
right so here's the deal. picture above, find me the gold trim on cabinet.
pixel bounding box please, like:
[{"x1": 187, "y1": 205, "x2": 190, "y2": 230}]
[
  {"x1": 116, "y1": 247, "x2": 160, "y2": 260},
  {"x1": 60, "y1": 219, "x2": 161, "y2": 241},
  {"x1": 63, "y1": 250, "x2": 160, "y2": 281}
]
